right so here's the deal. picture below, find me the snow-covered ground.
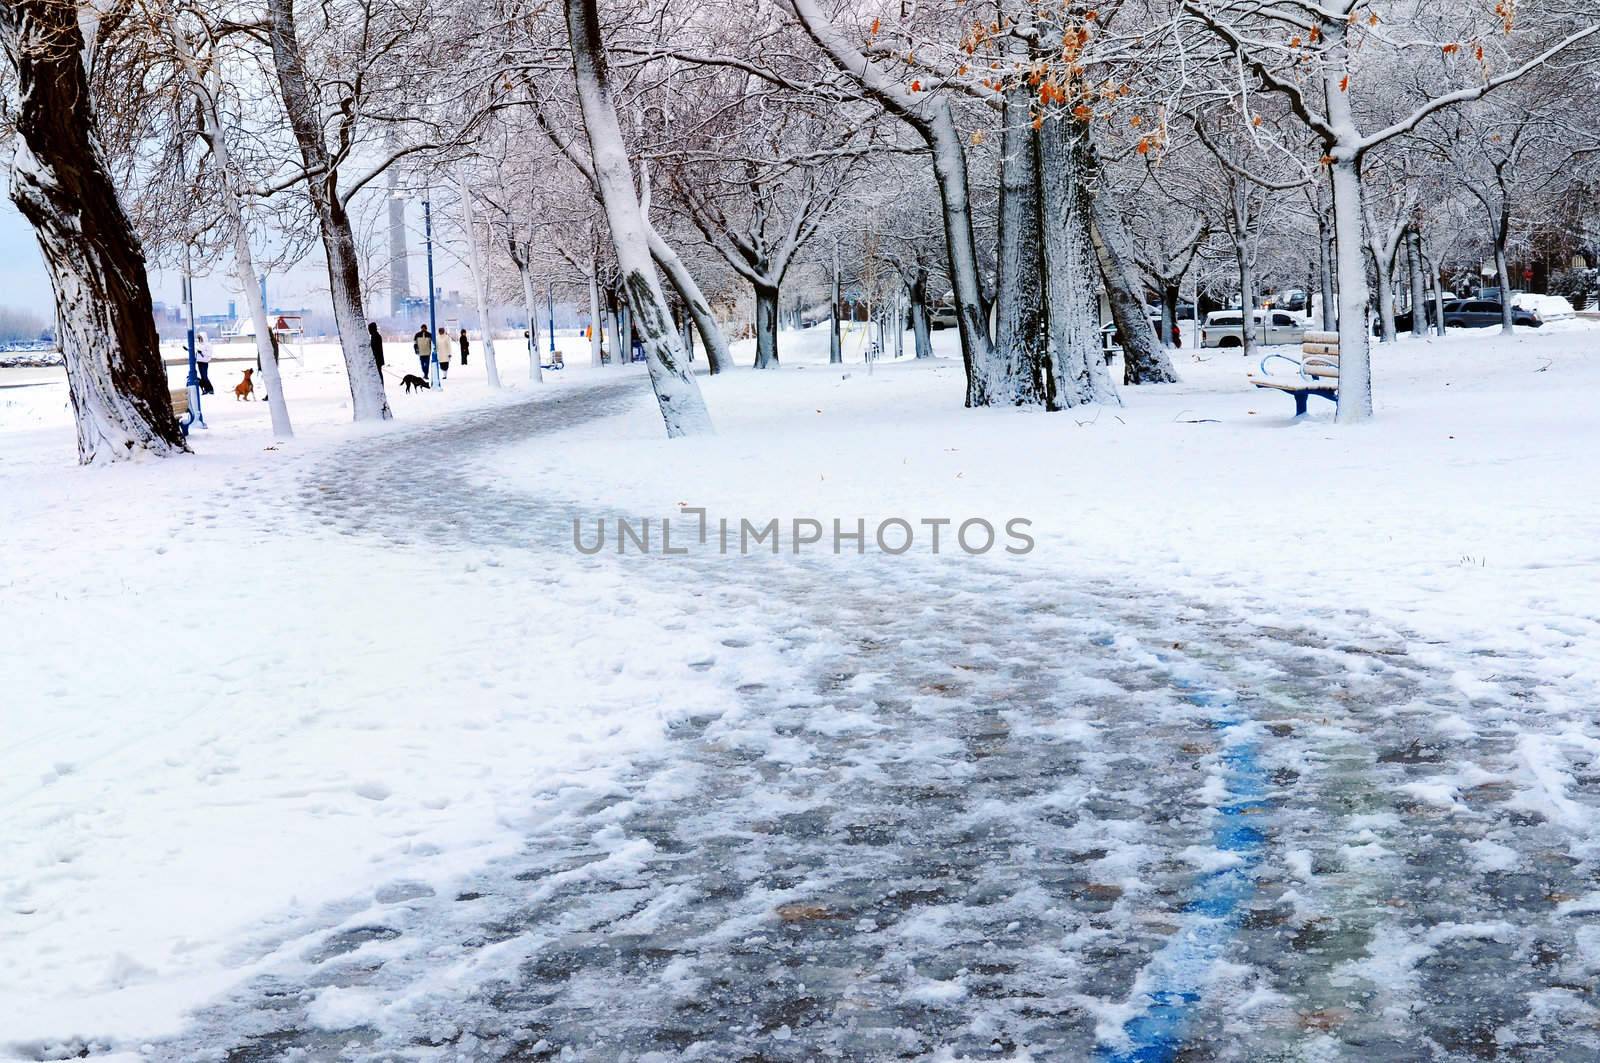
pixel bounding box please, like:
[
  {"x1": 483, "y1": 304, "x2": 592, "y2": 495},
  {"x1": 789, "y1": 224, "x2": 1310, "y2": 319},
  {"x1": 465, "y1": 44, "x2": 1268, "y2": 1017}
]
[{"x1": 4, "y1": 318, "x2": 1600, "y2": 1059}]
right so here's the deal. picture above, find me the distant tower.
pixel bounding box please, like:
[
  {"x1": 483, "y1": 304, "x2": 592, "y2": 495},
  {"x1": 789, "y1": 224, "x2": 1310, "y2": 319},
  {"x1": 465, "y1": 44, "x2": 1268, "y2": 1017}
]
[{"x1": 388, "y1": 167, "x2": 410, "y2": 316}]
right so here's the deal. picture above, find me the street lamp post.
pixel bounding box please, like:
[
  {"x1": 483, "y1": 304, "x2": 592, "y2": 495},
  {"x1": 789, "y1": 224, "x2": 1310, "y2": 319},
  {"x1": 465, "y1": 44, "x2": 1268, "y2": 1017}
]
[
  {"x1": 547, "y1": 285, "x2": 556, "y2": 353},
  {"x1": 183, "y1": 245, "x2": 206, "y2": 429},
  {"x1": 424, "y1": 197, "x2": 441, "y2": 389}
]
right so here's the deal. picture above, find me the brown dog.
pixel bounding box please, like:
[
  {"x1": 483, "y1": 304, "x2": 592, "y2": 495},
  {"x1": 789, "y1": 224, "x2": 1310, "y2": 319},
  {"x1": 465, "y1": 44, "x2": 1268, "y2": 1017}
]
[{"x1": 234, "y1": 368, "x2": 255, "y2": 401}]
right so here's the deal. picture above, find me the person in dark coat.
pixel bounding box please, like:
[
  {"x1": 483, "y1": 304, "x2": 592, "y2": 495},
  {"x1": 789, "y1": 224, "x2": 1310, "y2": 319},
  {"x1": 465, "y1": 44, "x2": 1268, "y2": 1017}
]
[
  {"x1": 458, "y1": 328, "x2": 470, "y2": 366},
  {"x1": 369, "y1": 322, "x2": 385, "y2": 373},
  {"x1": 414, "y1": 326, "x2": 432, "y2": 376}
]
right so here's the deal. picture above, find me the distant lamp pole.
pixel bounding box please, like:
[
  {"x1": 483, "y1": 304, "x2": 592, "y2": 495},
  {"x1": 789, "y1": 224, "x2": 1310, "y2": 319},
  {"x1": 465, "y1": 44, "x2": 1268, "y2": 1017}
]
[
  {"x1": 182, "y1": 245, "x2": 206, "y2": 429},
  {"x1": 547, "y1": 285, "x2": 556, "y2": 352},
  {"x1": 423, "y1": 197, "x2": 441, "y2": 389}
]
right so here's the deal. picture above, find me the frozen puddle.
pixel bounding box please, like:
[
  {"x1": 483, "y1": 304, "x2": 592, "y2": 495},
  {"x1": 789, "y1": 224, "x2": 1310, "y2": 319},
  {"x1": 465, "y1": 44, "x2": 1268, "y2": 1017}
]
[{"x1": 138, "y1": 385, "x2": 1600, "y2": 1061}]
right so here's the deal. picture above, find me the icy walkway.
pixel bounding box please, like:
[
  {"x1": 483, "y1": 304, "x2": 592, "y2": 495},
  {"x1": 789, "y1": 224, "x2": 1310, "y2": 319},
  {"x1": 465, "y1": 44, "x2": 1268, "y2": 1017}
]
[{"x1": 153, "y1": 382, "x2": 1600, "y2": 1061}]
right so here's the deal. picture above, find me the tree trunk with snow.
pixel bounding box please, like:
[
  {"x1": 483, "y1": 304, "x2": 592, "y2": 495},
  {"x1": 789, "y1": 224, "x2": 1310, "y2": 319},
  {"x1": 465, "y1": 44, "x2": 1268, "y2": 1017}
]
[
  {"x1": 650, "y1": 233, "x2": 730, "y2": 373},
  {"x1": 517, "y1": 261, "x2": 544, "y2": 383},
  {"x1": 1089, "y1": 157, "x2": 1175, "y2": 386},
  {"x1": 992, "y1": 81, "x2": 1048, "y2": 404},
  {"x1": 588, "y1": 255, "x2": 604, "y2": 367},
  {"x1": 456, "y1": 176, "x2": 501, "y2": 388},
  {"x1": 1493, "y1": 217, "x2": 1516, "y2": 335},
  {"x1": 2, "y1": 0, "x2": 183, "y2": 463},
  {"x1": 265, "y1": 0, "x2": 390, "y2": 421},
  {"x1": 1368, "y1": 244, "x2": 1397, "y2": 344},
  {"x1": 1407, "y1": 228, "x2": 1427, "y2": 338},
  {"x1": 564, "y1": 0, "x2": 713, "y2": 436},
  {"x1": 1036, "y1": 117, "x2": 1117, "y2": 408},
  {"x1": 1328, "y1": 155, "x2": 1373, "y2": 421},
  {"x1": 753, "y1": 282, "x2": 780, "y2": 369},
  {"x1": 909, "y1": 266, "x2": 933, "y2": 359}
]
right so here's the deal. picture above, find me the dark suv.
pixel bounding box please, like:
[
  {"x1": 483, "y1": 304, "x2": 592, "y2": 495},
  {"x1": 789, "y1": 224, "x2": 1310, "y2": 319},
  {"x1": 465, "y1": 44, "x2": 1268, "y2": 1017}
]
[{"x1": 1441, "y1": 300, "x2": 1542, "y2": 329}]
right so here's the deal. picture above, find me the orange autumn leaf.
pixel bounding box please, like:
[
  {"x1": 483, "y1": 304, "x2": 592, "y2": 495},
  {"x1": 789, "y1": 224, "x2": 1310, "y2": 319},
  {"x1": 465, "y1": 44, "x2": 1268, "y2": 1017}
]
[
  {"x1": 870, "y1": 17, "x2": 880, "y2": 35},
  {"x1": 1339, "y1": 75, "x2": 1349, "y2": 91},
  {"x1": 1130, "y1": 114, "x2": 1142, "y2": 126},
  {"x1": 1136, "y1": 138, "x2": 1151, "y2": 154},
  {"x1": 910, "y1": 79, "x2": 921, "y2": 92}
]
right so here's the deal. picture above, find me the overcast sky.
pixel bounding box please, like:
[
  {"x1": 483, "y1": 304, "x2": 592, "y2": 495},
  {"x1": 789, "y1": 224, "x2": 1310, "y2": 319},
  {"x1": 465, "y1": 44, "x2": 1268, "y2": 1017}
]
[{"x1": 0, "y1": 196, "x2": 475, "y2": 323}]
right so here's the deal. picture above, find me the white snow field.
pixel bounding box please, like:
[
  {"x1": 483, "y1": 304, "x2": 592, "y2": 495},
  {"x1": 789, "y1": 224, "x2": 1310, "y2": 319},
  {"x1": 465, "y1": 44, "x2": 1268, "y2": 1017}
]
[{"x1": 4, "y1": 318, "x2": 1600, "y2": 1060}]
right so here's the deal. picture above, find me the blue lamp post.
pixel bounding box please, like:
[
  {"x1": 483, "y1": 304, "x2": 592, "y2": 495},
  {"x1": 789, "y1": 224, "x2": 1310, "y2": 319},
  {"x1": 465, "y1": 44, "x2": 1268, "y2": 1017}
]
[
  {"x1": 547, "y1": 285, "x2": 556, "y2": 353},
  {"x1": 424, "y1": 198, "x2": 441, "y2": 389}
]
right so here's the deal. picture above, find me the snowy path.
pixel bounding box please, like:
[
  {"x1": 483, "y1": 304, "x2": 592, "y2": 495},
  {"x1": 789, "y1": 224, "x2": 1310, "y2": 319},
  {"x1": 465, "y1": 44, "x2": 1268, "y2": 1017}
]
[{"x1": 154, "y1": 381, "x2": 1600, "y2": 1061}]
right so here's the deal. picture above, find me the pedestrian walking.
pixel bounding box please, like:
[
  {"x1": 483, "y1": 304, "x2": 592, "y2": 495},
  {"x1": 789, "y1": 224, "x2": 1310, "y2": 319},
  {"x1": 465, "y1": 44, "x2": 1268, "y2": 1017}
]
[
  {"x1": 436, "y1": 327, "x2": 454, "y2": 379},
  {"x1": 414, "y1": 325, "x2": 432, "y2": 377},
  {"x1": 369, "y1": 322, "x2": 385, "y2": 373},
  {"x1": 458, "y1": 328, "x2": 470, "y2": 366},
  {"x1": 195, "y1": 330, "x2": 213, "y2": 394}
]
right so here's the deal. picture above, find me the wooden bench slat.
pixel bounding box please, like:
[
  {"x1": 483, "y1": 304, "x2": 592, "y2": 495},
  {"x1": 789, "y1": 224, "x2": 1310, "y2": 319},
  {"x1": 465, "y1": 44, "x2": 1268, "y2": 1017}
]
[{"x1": 1251, "y1": 378, "x2": 1337, "y2": 393}]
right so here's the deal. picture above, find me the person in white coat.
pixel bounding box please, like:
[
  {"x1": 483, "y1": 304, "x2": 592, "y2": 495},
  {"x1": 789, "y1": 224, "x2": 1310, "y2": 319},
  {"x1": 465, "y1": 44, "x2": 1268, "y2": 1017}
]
[
  {"x1": 435, "y1": 328, "x2": 454, "y2": 379},
  {"x1": 195, "y1": 330, "x2": 213, "y2": 394}
]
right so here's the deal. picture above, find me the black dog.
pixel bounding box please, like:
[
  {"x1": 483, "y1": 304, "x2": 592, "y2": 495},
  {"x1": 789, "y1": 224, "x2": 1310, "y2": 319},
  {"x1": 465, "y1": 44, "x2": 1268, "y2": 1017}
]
[{"x1": 400, "y1": 373, "x2": 431, "y2": 393}]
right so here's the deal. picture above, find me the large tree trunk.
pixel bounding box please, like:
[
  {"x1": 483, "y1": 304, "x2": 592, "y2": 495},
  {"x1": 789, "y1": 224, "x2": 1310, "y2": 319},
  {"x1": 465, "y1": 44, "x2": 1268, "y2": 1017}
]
[
  {"x1": 1493, "y1": 210, "x2": 1516, "y2": 335},
  {"x1": 2, "y1": 0, "x2": 184, "y2": 462},
  {"x1": 1160, "y1": 283, "x2": 1180, "y2": 349},
  {"x1": 518, "y1": 262, "x2": 544, "y2": 383},
  {"x1": 909, "y1": 266, "x2": 933, "y2": 359},
  {"x1": 753, "y1": 282, "x2": 780, "y2": 368},
  {"x1": 1036, "y1": 117, "x2": 1117, "y2": 408},
  {"x1": 565, "y1": 0, "x2": 712, "y2": 434},
  {"x1": 265, "y1": 0, "x2": 390, "y2": 421},
  {"x1": 992, "y1": 82, "x2": 1048, "y2": 405},
  {"x1": 1369, "y1": 243, "x2": 1398, "y2": 343},
  {"x1": 1089, "y1": 159, "x2": 1176, "y2": 385},
  {"x1": 1328, "y1": 153, "x2": 1373, "y2": 421},
  {"x1": 923, "y1": 99, "x2": 1004, "y2": 404},
  {"x1": 1234, "y1": 237, "x2": 1258, "y2": 363},
  {"x1": 650, "y1": 232, "x2": 730, "y2": 373},
  {"x1": 1407, "y1": 228, "x2": 1428, "y2": 338},
  {"x1": 456, "y1": 176, "x2": 501, "y2": 388}
]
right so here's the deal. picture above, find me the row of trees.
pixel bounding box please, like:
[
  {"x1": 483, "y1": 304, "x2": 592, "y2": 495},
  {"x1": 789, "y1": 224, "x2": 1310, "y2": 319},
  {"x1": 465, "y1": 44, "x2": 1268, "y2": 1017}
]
[{"x1": 4, "y1": 0, "x2": 1598, "y2": 461}]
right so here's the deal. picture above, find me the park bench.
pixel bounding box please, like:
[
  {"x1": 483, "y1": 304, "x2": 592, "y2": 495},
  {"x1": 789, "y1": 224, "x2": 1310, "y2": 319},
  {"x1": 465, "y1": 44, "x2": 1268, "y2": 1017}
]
[
  {"x1": 169, "y1": 386, "x2": 195, "y2": 438},
  {"x1": 542, "y1": 350, "x2": 565, "y2": 371},
  {"x1": 1249, "y1": 330, "x2": 1339, "y2": 417}
]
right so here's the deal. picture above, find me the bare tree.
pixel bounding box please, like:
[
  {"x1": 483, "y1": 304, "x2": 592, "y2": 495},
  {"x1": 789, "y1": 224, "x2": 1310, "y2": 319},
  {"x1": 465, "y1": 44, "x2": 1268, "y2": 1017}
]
[{"x1": 2, "y1": 0, "x2": 184, "y2": 463}]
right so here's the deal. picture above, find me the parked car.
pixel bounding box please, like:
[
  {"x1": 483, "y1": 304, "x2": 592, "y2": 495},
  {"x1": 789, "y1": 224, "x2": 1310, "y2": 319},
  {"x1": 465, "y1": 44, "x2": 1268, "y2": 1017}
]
[
  {"x1": 1268, "y1": 289, "x2": 1308, "y2": 313},
  {"x1": 1441, "y1": 299, "x2": 1542, "y2": 329},
  {"x1": 1199, "y1": 309, "x2": 1307, "y2": 348},
  {"x1": 928, "y1": 304, "x2": 959, "y2": 330}
]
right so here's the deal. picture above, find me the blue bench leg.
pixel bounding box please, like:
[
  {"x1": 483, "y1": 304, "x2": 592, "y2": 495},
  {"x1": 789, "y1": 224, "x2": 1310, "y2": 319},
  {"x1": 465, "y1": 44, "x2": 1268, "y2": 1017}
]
[{"x1": 1294, "y1": 391, "x2": 1309, "y2": 417}]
